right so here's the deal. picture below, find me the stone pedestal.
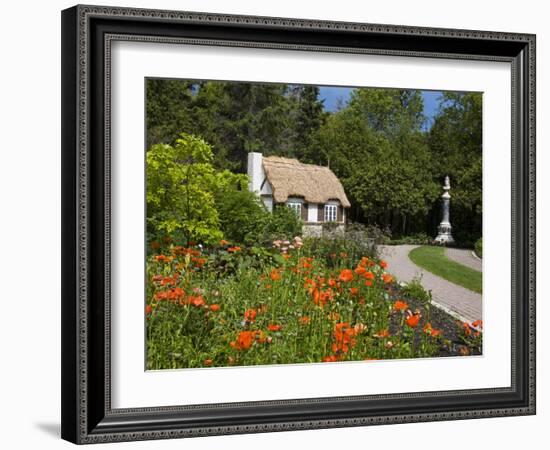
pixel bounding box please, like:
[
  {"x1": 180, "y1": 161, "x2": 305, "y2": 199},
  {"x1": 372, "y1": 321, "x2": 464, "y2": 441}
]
[{"x1": 435, "y1": 176, "x2": 455, "y2": 245}]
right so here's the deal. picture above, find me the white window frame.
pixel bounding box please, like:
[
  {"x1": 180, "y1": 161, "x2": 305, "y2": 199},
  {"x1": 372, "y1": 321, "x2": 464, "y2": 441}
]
[
  {"x1": 324, "y1": 204, "x2": 337, "y2": 222},
  {"x1": 287, "y1": 201, "x2": 302, "y2": 218}
]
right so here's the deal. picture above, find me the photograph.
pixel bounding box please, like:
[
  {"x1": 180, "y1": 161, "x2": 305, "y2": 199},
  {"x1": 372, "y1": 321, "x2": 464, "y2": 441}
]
[{"x1": 144, "y1": 79, "x2": 483, "y2": 370}]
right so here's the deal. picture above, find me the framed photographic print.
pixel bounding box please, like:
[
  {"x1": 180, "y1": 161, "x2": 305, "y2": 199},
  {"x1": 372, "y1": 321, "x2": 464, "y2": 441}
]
[{"x1": 61, "y1": 4, "x2": 536, "y2": 444}]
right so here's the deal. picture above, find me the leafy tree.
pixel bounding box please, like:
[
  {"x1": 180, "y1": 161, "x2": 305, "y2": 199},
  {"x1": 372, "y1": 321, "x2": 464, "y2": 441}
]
[
  {"x1": 312, "y1": 88, "x2": 438, "y2": 234},
  {"x1": 146, "y1": 79, "x2": 196, "y2": 149},
  {"x1": 146, "y1": 133, "x2": 247, "y2": 246},
  {"x1": 428, "y1": 92, "x2": 482, "y2": 244}
]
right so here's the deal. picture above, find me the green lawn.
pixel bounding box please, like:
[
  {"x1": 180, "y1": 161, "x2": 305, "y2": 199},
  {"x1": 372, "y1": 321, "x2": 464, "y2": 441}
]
[{"x1": 408, "y1": 246, "x2": 482, "y2": 294}]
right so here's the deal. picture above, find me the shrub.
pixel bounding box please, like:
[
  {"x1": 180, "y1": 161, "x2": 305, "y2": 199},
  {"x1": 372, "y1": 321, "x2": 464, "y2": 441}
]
[
  {"x1": 146, "y1": 133, "x2": 247, "y2": 247},
  {"x1": 400, "y1": 276, "x2": 432, "y2": 304},
  {"x1": 474, "y1": 238, "x2": 482, "y2": 258},
  {"x1": 255, "y1": 205, "x2": 303, "y2": 246},
  {"x1": 302, "y1": 223, "x2": 379, "y2": 268},
  {"x1": 216, "y1": 188, "x2": 270, "y2": 246},
  {"x1": 381, "y1": 232, "x2": 431, "y2": 246}
]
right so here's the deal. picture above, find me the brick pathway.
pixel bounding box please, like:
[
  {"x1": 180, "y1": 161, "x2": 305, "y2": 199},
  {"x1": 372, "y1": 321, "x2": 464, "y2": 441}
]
[
  {"x1": 378, "y1": 245, "x2": 482, "y2": 323},
  {"x1": 446, "y1": 247, "x2": 482, "y2": 271}
]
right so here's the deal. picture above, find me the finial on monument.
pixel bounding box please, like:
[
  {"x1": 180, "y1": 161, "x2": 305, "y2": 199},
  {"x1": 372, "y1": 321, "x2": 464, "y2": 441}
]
[{"x1": 434, "y1": 175, "x2": 455, "y2": 245}]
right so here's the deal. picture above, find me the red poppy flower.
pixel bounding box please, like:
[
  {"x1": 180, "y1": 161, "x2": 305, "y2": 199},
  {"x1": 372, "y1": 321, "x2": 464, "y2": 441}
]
[
  {"x1": 472, "y1": 319, "x2": 483, "y2": 329},
  {"x1": 405, "y1": 311, "x2": 421, "y2": 328},
  {"x1": 270, "y1": 268, "x2": 282, "y2": 281},
  {"x1": 230, "y1": 331, "x2": 255, "y2": 350},
  {"x1": 374, "y1": 329, "x2": 390, "y2": 338},
  {"x1": 338, "y1": 269, "x2": 354, "y2": 283},
  {"x1": 244, "y1": 308, "x2": 257, "y2": 322},
  {"x1": 393, "y1": 300, "x2": 409, "y2": 311},
  {"x1": 381, "y1": 273, "x2": 393, "y2": 284}
]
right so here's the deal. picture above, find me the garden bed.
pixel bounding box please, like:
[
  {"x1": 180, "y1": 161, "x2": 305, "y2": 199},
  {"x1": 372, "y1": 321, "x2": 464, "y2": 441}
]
[{"x1": 146, "y1": 240, "x2": 482, "y2": 370}]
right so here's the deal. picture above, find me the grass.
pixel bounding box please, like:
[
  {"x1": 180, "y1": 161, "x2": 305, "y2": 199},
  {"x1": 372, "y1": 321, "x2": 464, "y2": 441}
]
[{"x1": 408, "y1": 246, "x2": 482, "y2": 294}]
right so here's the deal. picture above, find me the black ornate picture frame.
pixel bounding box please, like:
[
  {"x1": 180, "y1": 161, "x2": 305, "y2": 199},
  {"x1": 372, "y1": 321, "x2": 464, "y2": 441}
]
[{"x1": 61, "y1": 4, "x2": 536, "y2": 444}]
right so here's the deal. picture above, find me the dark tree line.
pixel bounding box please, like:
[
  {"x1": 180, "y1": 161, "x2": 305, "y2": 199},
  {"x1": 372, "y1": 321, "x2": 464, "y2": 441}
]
[{"x1": 146, "y1": 79, "x2": 482, "y2": 245}]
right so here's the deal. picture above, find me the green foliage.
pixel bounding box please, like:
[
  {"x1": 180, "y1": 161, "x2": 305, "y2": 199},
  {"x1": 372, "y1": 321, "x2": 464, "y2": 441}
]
[
  {"x1": 258, "y1": 205, "x2": 303, "y2": 245},
  {"x1": 400, "y1": 276, "x2": 432, "y2": 304},
  {"x1": 382, "y1": 232, "x2": 432, "y2": 246},
  {"x1": 428, "y1": 93, "x2": 482, "y2": 243},
  {"x1": 301, "y1": 223, "x2": 378, "y2": 269},
  {"x1": 146, "y1": 80, "x2": 482, "y2": 243},
  {"x1": 408, "y1": 246, "x2": 482, "y2": 294},
  {"x1": 215, "y1": 189, "x2": 270, "y2": 246},
  {"x1": 311, "y1": 88, "x2": 439, "y2": 234},
  {"x1": 146, "y1": 133, "x2": 247, "y2": 246},
  {"x1": 474, "y1": 238, "x2": 483, "y2": 258}
]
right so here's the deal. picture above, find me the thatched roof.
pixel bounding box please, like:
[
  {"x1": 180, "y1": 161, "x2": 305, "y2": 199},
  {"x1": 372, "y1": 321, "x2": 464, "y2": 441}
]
[{"x1": 262, "y1": 156, "x2": 351, "y2": 208}]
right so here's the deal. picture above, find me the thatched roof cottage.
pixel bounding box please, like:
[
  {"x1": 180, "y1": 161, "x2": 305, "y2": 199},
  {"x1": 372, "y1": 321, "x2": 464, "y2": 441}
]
[{"x1": 247, "y1": 152, "x2": 350, "y2": 234}]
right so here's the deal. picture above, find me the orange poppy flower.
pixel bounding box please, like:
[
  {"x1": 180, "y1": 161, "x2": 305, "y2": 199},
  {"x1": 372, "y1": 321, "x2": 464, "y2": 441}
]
[
  {"x1": 364, "y1": 280, "x2": 373, "y2": 287},
  {"x1": 244, "y1": 308, "x2": 257, "y2": 322},
  {"x1": 220, "y1": 239, "x2": 229, "y2": 246},
  {"x1": 462, "y1": 322, "x2": 472, "y2": 336},
  {"x1": 472, "y1": 319, "x2": 483, "y2": 329},
  {"x1": 209, "y1": 304, "x2": 220, "y2": 312},
  {"x1": 322, "y1": 355, "x2": 338, "y2": 362},
  {"x1": 379, "y1": 260, "x2": 388, "y2": 269},
  {"x1": 192, "y1": 257, "x2": 207, "y2": 267},
  {"x1": 268, "y1": 324, "x2": 282, "y2": 332},
  {"x1": 393, "y1": 300, "x2": 409, "y2": 311},
  {"x1": 338, "y1": 269, "x2": 354, "y2": 283},
  {"x1": 316, "y1": 289, "x2": 334, "y2": 307},
  {"x1": 374, "y1": 329, "x2": 390, "y2": 338},
  {"x1": 364, "y1": 271, "x2": 375, "y2": 280},
  {"x1": 423, "y1": 322, "x2": 441, "y2": 337},
  {"x1": 381, "y1": 273, "x2": 393, "y2": 284},
  {"x1": 230, "y1": 331, "x2": 255, "y2": 350},
  {"x1": 332, "y1": 322, "x2": 357, "y2": 354},
  {"x1": 227, "y1": 246, "x2": 241, "y2": 253},
  {"x1": 270, "y1": 269, "x2": 282, "y2": 281},
  {"x1": 189, "y1": 295, "x2": 205, "y2": 307},
  {"x1": 355, "y1": 266, "x2": 367, "y2": 276},
  {"x1": 405, "y1": 311, "x2": 421, "y2": 328},
  {"x1": 145, "y1": 304, "x2": 152, "y2": 315},
  {"x1": 161, "y1": 276, "x2": 175, "y2": 286},
  {"x1": 350, "y1": 287, "x2": 359, "y2": 296},
  {"x1": 299, "y1": 316, "x2": 311, "y2": 325}
]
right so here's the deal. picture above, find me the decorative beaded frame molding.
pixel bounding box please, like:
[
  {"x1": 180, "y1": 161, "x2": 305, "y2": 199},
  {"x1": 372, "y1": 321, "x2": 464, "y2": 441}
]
[{"x1": 61, "y1": 4, "x2": 536, "y2": 444}]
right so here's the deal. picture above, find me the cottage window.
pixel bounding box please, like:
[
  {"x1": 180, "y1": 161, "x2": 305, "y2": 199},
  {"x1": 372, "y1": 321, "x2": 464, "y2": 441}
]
[
  {"x1": 324, "y1": 204, "x2": 337, "y2": 222},
  {"x1": 287, "y1": 202, "x2": 302, "y2": 218}
]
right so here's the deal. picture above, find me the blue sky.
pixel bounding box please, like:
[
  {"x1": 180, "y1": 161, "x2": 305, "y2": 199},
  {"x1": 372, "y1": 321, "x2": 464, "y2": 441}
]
[{"x1": 318, "y1": 87, "x2": 443, "y2": 130}]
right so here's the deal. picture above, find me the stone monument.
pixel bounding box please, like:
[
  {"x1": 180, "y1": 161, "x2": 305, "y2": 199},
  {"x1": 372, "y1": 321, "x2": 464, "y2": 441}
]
[{"x1": 434, "y1": 175, "x2": 455, "y2": 245}]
